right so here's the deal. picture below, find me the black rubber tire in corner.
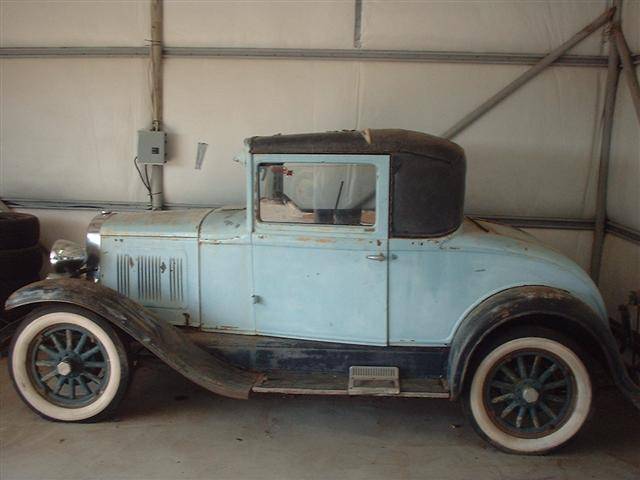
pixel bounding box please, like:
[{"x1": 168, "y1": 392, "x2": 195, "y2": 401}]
[
  {"x1": 0, "y1": 212, "x2": 40, "y2": 250},
  {"x1": 9, "y1": 305, "x2": 131, "y2": 423},
  {"x1": 0, "y1": 246, "x2": 43, "y2": 281},
  {"x1": 462, "y1": 326, "x2": 593, "y2": 455}
]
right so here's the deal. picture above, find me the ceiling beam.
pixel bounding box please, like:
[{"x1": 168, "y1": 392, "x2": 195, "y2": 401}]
[{"x1": 3, "y1": 46, "x2": 637, "y2": 68}]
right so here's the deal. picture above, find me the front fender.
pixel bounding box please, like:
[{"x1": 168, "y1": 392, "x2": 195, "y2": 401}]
[
  {"x1": 5, "y1": 278, "x2": 261, "y2": 399},
  {"x1": 448, "y1": 286, "x2": 640, "y2": 409}
]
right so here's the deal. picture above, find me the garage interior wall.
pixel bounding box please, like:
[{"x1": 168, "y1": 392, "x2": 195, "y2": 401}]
[{"x1": 0, "y1": 0, "x2": 638, "y2": 317}]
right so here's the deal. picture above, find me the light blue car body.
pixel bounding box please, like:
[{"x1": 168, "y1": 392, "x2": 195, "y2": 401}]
[{"x1": 97, "y1": 151, "x2": 607, "y2": 349}]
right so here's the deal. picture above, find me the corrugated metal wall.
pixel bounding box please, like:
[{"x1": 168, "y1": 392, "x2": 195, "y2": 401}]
[{"x1": 0, "y1": 0, "x2": 638, "y2": 316}]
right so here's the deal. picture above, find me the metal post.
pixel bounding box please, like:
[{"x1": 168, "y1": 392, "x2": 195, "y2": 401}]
[
  {"x1": 442, "y1": 7, "x2": 615, "y2": 139},
  {"x1": 614, "y1": 27, "x2": 640, "y2": 124},
  {"x1": 150, "y1": 0, "x2": 164, "y2": 210},
  {"x1": 353, "y1": 0, "x2": 363, "y2": 49},
  {"x1": 590, "y1": 3, "x2": 622, "y2": 283}
]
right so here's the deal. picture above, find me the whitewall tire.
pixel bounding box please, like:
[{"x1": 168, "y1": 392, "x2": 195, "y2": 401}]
[
  {"x1": 466, "y1": 332, "x2": 592, "y2": 454},
  {"x1": 9, "y1": 305, "x2": 130, "y2": 422}
]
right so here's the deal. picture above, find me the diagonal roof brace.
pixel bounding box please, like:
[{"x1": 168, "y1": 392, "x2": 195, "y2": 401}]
[{"x1": 442, "y1": 7, "x2": 616, "y2": 139}]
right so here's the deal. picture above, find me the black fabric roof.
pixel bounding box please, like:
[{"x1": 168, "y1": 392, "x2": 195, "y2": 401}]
[{"x1": 248, "y1": 129, "x2": 464, "y2": 165}]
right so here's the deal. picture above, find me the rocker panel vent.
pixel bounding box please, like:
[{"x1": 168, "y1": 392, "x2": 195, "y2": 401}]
[{"x1": 348, "y1": 366, "x2": 400, "y2": 395}]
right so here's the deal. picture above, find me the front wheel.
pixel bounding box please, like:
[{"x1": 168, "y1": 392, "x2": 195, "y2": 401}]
[
  {"x1": 464, "y1": 329, "x2": 592, "y2": 454},
  {"x1": 9, "y1": 305, "x2": 131, "y2": 422}
]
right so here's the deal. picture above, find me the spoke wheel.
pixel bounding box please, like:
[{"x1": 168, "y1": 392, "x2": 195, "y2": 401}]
[
  {"x1": 465, "y1": 331, "x2": 592, "y2": 455},
  {"x1": 483, "y1": 350, "x2": 575, "y2": 439},
  {"x1": 9, "y1": 305, "x2": 130, "y2": 423},
  {"x1": 28, "y1": 324, "x2": 110, "y2": 408}
]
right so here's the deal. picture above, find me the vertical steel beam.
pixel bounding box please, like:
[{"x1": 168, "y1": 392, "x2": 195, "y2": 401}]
[
  {"x1": 150, "y1": 0, "x2": 164, "y2": 210},
  {"x1": 590, "y1": 2, "x2": 622, "y2": 283},
  {"x1": 614, "y1": 28, "x2": 640, "y2": 124},
  {"x1": 353, "y1": 0, "x2": 363, "y2": 49},
  {"x1": 442, "y1": 7, "x2": 615, "y2": 139}
]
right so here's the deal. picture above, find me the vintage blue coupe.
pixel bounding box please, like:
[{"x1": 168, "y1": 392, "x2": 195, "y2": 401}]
[{"x1": 6, "y1": 130, "x2": 639, "y2": 454}]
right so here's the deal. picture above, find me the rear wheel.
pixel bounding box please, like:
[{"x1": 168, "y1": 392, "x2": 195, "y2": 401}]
[
  {"x1": 464, "y1": 328, "x2": 592, "y2": 454},
  {"x1": 9, "y1": 305, "x2": 130, "y2": 422}
]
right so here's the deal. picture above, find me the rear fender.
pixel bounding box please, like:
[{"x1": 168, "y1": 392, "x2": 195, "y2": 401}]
[
  {"x1": 5, "y1": 278, "x2": 261, "y2": 399},
  {"x1": 448, "y1": 286, "x2": 640, "y2": 409}
]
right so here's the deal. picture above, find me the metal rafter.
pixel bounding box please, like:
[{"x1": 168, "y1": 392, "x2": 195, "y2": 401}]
[
  {"x1": 441, "y1": 7, "x2": 616, "y2": 139},
  {"x1": 614, "y1": 26, "x2": 640, "y2": 123},
  {"x1": 2, "y1": 46, "x2": 639, "y2": 67}
]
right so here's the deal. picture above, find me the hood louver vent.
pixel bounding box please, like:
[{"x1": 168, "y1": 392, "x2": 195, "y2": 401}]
[
  {"x1": 169, "y1": 258, "x2": 184, "y2": 303},
  {"x1": 137, "y1": 255, "x2": 162, "y2": 301},
  {"x1": 113, "y1": 252, "x2": 186, "y2": 308},
  {"x1": 116, "y1": 254, "x2": 132, "y2": 296}
]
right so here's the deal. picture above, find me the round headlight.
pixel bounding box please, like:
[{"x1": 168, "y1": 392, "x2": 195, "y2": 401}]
[{"x1": 49, "y1": 239, "x2": 87, "y2": 274}]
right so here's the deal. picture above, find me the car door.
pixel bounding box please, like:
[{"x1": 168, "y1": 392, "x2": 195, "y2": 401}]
[{"x1": 251, "y1": 154, "x2": 389, "y2": 346}]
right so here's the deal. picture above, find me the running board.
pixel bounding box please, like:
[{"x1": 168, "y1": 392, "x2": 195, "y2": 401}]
[{"x1": 251, "y1": 371, "x2": 449, "y2": 398}]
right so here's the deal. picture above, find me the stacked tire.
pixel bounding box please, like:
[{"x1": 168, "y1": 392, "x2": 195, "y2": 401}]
[{"x1": 0, "y1": 212, "x2": 42, "y2": 309}]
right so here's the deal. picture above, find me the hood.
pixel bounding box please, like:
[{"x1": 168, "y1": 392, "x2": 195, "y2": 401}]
[{"x1": 100, "y1": 209, "x2": 215, "y2": 238}]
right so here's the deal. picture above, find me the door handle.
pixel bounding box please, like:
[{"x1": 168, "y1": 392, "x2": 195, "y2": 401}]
[{"x1": 366, "y1": 253, "x2": 386, "y2": 261}]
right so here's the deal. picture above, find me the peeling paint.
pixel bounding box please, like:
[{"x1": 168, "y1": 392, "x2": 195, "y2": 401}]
[{"x1": 296, "y1": 237, "x2": 336, "y2": 244}]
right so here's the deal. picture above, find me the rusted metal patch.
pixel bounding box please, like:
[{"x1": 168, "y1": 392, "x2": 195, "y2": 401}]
[{"x1": 296, "y1": 236, "x2": 336, "y2": 244}]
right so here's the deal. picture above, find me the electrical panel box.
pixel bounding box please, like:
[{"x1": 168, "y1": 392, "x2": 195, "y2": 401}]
[{"x1": 137, "y1": 130, "x2": 167, "y2": 165}]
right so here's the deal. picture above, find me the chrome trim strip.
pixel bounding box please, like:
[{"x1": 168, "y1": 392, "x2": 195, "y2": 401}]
[{"x1": 86, "y1": 211, "x2": 115, "y2": 281}]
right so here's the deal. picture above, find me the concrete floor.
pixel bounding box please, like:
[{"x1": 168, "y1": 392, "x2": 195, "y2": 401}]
[{"x1": 1, "y1": 357, "x2": 639, "y2": 480}]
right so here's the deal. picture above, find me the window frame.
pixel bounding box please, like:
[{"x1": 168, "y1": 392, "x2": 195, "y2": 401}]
[{"x1": 252, "y1": 154, "x2": 390, "y2": 237}]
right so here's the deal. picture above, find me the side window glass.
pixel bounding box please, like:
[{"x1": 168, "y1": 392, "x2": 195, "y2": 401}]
[{"x1": 258, "y1": 163, "x2": 376, "y2": 226}]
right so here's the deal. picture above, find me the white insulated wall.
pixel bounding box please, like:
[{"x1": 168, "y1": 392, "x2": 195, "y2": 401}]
[{"x1": 1, "y1": 0, "x2": 638, "y2": 315}]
